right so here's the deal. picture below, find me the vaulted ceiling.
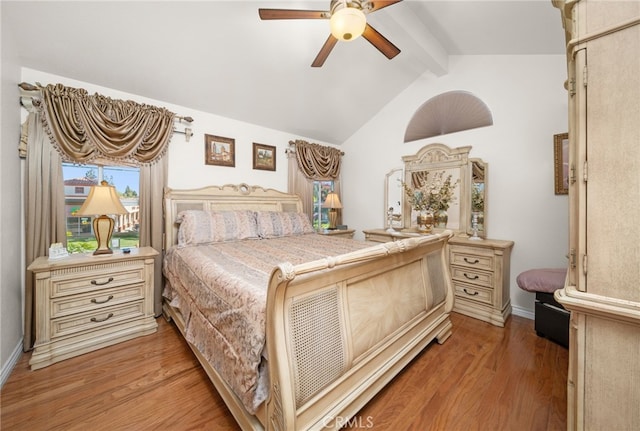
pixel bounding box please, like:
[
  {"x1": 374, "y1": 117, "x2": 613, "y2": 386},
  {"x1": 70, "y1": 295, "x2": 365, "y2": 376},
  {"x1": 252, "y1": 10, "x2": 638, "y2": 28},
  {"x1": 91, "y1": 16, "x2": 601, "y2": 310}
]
[{"x1": 3, "y1": 1, "x2": 566, "y2": 144}]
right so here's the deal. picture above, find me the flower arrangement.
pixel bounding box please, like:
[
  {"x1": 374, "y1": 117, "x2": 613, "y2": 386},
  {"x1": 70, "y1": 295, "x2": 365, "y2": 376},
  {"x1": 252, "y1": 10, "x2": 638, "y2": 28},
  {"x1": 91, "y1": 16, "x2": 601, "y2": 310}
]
[{"x1": 402, "y1": 170, "x2": 459, "y2": 213}]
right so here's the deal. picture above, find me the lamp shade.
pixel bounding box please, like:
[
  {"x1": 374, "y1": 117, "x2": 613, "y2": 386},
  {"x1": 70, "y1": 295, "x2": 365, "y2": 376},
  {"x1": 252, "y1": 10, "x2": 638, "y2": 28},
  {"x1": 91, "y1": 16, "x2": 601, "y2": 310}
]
[
  {"x1": 76, "y1": 181, "x2": 127, "y2": 216},
  {"x1": 330, "y1": 7, "x2": 366, "y2": 41},
  {"x1": 322, "y1": 192, "x2": 343, "y2": 209}
]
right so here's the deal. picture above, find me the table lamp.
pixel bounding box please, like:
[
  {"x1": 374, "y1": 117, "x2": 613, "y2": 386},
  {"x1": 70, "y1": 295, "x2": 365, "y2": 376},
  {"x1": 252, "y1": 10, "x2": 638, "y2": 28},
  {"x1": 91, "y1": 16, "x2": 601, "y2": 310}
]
[
  {"x1": 322, "y1": 192, "x2": 342, "y2": 230},
  {"x1": 76, "y1": 181, "x2": 128, "y2": 255}
]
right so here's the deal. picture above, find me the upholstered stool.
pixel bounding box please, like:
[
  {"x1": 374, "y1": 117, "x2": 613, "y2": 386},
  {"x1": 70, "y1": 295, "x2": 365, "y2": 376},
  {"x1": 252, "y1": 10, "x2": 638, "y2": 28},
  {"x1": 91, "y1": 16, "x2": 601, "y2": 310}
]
[{"x1": 516, "y1": 268, "x2": 569, "y2": 348}]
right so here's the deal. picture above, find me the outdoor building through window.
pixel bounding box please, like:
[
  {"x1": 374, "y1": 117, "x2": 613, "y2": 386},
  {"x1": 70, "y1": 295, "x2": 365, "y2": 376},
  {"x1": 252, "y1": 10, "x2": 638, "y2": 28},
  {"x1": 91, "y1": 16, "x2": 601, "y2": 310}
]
[{"x1": 62, "y1": 163, "x2": 140, "y2": 253}]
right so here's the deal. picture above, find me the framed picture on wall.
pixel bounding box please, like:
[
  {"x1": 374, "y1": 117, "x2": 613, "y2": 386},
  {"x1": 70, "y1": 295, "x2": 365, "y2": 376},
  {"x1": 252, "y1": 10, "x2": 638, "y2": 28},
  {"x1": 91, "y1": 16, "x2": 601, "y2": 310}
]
[
  {"x1": 205, "y1": 134, "x2": 235, "y2": 167},
  {"x1": 553, "y1": 132, "x2": 569, "y2": 195},
  {"x1": 252, "y1": 143, "x2": 276, "y2": 171}
]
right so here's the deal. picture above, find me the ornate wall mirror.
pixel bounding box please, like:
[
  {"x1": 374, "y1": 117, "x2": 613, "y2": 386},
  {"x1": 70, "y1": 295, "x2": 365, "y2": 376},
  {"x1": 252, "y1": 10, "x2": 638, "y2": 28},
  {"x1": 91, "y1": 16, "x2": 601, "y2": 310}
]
[
  {"x1": 401, "y1": 144, "x2": 486, "y2": 237},
  {"x1": 469, "y1": 159, "x2": 488, "y2": 238},
  {"x1": 384, "y1": 168, "x2": 404, "y2": 230}
]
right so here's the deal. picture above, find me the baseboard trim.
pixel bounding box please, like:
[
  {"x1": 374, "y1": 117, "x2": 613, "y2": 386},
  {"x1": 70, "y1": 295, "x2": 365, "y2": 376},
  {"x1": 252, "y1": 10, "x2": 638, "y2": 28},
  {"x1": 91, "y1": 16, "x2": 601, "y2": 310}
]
[
  {"x1": 1, "y1": 339, "x2": 24, "y2": 389},
  {"x1": 512, "y1": 305, "x2": 534, "y2": 321}
]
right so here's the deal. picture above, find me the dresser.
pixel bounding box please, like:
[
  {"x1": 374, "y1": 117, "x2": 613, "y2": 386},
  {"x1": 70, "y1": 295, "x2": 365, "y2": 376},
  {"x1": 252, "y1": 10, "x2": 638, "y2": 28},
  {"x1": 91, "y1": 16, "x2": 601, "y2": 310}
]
[
  {"x1": 27, "y1": 247, "x2": 158, "y2": 370},
  {"x1": 363, "y1": 229, "x2": 513, "y2": 326},
  {"x1": 552, "y1": 2, "x2": 640, "y2": 429}
]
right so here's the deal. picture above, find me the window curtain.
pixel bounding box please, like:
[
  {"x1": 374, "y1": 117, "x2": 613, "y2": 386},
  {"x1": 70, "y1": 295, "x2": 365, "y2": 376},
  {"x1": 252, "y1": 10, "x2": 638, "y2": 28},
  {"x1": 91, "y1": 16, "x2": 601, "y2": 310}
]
[
  {"x1": 287, "y1": 139, "x2": 343, "y2": 225},
  {"x1": 22, "y1": 111, "x2": 67, "y2": 351},
  {"x1": 22, "y1": 84, "x2": 175, "y2": 349},
  {"x1": 38, "y1": 84, "x2": 174, "y2": 164},
  {"x1": 138, "y1": 157, "x2": 167, "y2": 315}
]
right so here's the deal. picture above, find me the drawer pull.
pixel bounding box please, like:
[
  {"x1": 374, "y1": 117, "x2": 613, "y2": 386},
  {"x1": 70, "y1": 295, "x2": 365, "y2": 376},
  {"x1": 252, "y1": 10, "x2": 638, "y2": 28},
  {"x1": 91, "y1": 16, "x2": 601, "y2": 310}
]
[
  {"x1": 463, "y1": 257, "x2": 480, "y2": 264},
  {"x1": 91, "y1": 277, "x2": 114, "y2": 286},
  {"x1": 91, "y1": 295, "x2": 114, "y2": 304},
  {"x1": 463, "y1": 288, "x2": 479, "y2": 296},
  {"x1": 463, "y1": 273, "x2": 479, "y2": 280},
  {"x1": 90, "y1": 313, "x2": 114, "y2": 323}
]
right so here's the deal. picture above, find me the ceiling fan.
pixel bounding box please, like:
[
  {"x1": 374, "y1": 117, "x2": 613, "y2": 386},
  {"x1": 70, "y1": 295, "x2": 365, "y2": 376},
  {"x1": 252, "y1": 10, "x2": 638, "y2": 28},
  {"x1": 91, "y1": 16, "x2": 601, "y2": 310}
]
[{"x1": 258, "y1": 0, "x2": 402, "y2": 67}]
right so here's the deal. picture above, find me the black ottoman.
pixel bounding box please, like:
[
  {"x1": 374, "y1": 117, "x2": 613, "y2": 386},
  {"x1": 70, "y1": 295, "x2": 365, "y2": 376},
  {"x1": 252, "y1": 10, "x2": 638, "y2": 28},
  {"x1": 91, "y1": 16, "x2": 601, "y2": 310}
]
[{"x1": 516, "y1": 268, "x2": 569, "y2": 348}]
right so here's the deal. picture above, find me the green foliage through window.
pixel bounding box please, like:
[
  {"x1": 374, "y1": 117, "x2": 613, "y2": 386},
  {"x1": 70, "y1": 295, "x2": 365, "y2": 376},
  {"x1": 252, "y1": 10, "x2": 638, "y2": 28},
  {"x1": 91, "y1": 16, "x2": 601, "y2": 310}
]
[{"x1": 312, "y1": 180, "x2": 333, "y2": 230}]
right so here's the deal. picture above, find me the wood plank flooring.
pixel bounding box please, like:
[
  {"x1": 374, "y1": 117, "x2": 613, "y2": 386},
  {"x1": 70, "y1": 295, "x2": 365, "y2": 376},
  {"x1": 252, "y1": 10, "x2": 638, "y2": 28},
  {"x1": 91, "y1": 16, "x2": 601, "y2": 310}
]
[{"x1": 1, "y1": 312, "x2": 567, "y2": 430}]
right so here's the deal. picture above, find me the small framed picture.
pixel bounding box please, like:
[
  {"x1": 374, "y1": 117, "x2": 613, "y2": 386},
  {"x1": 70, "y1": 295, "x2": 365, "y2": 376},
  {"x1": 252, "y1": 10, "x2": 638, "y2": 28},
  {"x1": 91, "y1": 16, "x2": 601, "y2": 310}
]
[
  {"x1": 252, "y1": 143, "x2": 276, "y2": 171},
  {"x1": 553, "y1": 132, "x2": 569, "y2": 195},
  {"x1": 205, "y1": 134, "x2": 235, "y2": 167}
]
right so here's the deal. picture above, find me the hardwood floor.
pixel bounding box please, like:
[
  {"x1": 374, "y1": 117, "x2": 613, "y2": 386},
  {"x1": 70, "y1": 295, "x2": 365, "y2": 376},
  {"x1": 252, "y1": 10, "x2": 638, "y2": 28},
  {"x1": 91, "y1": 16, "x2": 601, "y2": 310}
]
[{"x1": 1, "y1": 312, "x2": 567, "y2": 430}]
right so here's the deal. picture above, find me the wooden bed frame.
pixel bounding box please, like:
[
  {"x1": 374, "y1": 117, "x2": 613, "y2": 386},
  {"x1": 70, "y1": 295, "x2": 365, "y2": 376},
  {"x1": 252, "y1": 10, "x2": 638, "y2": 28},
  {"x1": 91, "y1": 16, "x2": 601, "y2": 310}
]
[{"x1": 163, "y1": 184, "x2": 454, "y2": 430}]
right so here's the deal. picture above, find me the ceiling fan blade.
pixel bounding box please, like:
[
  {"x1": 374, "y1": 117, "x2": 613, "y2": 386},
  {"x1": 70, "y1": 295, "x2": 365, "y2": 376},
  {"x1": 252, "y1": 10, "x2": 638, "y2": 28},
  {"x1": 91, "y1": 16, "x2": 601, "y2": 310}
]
[
  {"x1": 367, "y1": 0, "x2": 403, "y2": 13},
  {"x1": 311, "y1": 35, "x2": 338, "y2": 67},
  {"x1": 362, "y1": 24, "x2": 401, "y2": 59},
  {"x1": 258, "y1": 9, "x2": 328, "y2": 20}
]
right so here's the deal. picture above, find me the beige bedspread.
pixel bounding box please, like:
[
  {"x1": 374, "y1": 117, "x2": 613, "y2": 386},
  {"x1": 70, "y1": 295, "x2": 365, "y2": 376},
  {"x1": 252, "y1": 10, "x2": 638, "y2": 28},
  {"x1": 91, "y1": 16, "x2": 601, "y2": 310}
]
[{"x1": 163, "y1": 233, "x2": 372, "y2": 414}]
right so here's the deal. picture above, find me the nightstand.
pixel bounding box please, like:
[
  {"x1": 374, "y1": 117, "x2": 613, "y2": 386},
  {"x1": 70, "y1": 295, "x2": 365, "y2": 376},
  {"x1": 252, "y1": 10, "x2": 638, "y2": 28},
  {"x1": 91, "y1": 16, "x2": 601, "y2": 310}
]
[
  {"x1": 320, "y1": 229, "x2": 355, "y2": 239},
  {"x1": 448, "y1": 236, "x2": 514, "y2": 327},
  {"x1": 27, "y1": 247, "x2": 158, "y2": 370}
]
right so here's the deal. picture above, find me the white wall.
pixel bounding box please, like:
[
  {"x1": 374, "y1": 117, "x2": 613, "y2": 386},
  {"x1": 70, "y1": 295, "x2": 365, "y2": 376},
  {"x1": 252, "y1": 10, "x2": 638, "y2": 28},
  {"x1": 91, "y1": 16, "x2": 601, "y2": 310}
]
[
  {"x1": 342, "y1": 55, "x2": 569, "y2": 316},
  {"x1": 1, "y1": 6, "x2": 26, "y2": 386}
]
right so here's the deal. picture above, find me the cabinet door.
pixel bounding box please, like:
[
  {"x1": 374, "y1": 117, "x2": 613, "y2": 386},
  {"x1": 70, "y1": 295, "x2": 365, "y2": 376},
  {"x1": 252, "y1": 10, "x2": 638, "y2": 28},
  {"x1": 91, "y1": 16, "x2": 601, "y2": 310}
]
[
  {"x1": 581, "y1": 21, "x2": 640, "y2": 301},
  {"x1": 568, "y1": 47, "x2": 587, "y2": 292}
]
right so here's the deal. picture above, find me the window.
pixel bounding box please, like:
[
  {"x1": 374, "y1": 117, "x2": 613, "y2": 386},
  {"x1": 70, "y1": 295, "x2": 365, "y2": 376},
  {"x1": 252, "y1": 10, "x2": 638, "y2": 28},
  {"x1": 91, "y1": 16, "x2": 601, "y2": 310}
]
[
  {"x1": 312, "y1": 180, "x2": 334, "y2": 230},
  {"x1": 62, "y1": 163, "x2": 140, "y2": 253}
]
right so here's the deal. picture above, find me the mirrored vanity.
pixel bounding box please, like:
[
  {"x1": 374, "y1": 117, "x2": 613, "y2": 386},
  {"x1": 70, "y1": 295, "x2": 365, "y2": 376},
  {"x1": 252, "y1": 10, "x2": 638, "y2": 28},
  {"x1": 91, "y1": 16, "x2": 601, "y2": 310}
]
[{"x1": 363, "y1": 143, "x2": 514, "y2": 326}]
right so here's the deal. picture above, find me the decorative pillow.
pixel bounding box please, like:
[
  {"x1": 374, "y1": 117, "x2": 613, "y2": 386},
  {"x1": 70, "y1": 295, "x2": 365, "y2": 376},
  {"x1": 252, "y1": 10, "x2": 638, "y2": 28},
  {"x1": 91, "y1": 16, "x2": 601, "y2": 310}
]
[
  {"x1": 255, "y1": 211, "x2": 315, "y2": 238},
  {"x1": 176, "y1": 210, "x2": 259, "y2": 246}
]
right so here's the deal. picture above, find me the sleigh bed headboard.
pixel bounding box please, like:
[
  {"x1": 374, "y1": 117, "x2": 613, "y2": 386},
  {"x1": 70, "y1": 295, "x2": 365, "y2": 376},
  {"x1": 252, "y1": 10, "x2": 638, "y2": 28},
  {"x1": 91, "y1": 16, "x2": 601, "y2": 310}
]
[{"x1": 163, "y1": 183, "x2": 303, "y2": 250}]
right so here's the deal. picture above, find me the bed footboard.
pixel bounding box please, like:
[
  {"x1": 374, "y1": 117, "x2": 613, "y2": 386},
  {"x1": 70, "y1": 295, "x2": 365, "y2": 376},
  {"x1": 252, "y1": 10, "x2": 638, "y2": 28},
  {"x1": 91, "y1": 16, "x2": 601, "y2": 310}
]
[{"x1": 265, "y1": 231, "x2": 453, "y2": 430}]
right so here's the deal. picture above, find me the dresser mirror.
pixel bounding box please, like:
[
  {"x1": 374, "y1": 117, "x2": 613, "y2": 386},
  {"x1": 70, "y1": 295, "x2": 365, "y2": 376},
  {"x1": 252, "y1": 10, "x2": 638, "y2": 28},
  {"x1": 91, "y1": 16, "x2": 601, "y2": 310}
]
[
  {"x1": 384, "y1": 168, "x2": 404, "y2": 230},
  {"x1": 469, "y1": 159, "x2": 487, "y2": 237},
  {"x1": 401, "y1": 144, "x2": 485, "y2": 236}
]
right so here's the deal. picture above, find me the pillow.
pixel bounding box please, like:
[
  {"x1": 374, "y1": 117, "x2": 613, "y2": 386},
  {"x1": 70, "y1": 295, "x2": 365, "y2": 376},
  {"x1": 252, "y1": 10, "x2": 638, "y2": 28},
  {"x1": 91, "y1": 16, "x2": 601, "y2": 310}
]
[
  {"x1": 176, "y1": 210, "x2": 259, "y2": 246},
  {"x1": 255, "y1": 211, "x2": 315, "y2": 238}
]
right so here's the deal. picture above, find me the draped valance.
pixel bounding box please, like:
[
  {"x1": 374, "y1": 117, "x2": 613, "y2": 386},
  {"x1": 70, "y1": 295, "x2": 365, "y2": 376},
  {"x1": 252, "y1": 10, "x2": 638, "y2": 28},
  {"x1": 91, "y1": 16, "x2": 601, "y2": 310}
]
[
  {"x1": 33, "y1": 83, "x2": 175, "y2": 165},
  {"x1": 290, "y1": 139, "x2": 342, "y2": 180}
]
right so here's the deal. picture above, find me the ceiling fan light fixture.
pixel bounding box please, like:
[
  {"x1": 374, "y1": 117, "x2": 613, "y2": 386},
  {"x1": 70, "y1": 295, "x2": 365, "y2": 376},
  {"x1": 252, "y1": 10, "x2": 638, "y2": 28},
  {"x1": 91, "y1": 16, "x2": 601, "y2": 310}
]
[{"x1": 330, "y1": 7, "x2": 366, "y2": 41}]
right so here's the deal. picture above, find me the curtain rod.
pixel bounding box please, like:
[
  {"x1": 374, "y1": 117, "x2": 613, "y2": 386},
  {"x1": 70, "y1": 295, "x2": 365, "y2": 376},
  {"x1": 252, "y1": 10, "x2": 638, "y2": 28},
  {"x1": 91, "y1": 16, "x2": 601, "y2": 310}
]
[
  {"x1": 19, "y1": 81, "x2": 194, "y2": 141},
  {"x1": 287, "y1": 141, "x2": 344, "y2": 156},
  {"x1": 18, "y1": 82, "x2": 194, "y2": 123}
]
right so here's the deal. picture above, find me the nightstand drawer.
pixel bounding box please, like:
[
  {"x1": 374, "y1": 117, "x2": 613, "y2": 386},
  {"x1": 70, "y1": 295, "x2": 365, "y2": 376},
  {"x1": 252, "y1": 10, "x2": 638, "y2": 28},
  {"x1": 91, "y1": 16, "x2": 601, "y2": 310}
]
[
  {"x1": 450, "y1": 266, "x2": 493, "y2": 288},
  {"x1": 51, "y1": 284, "x2": 145, "y2": 318},
  {"x1": 51, "y1": 266, "x2": 145, "y2": 298},
  {"x1": 51, "y1": 302, "x2": 145, "y2": 338},
  {"x1": 453, "y1": 283, "x2": 493, "y2": 305},
  {"x1": 450, "y1": 248, "x2": 493, "y2": 271}
]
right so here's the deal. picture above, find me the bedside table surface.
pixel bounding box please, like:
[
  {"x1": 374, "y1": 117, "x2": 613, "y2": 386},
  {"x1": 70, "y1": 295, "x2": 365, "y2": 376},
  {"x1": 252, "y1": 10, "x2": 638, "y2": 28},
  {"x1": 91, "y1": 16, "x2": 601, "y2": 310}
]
[
  {"x1": 320, "y1": 229, "x2": 355, "y2": 235},
  {"x1": 28, "y1": 246, "x2": 158, "y2": 272}
]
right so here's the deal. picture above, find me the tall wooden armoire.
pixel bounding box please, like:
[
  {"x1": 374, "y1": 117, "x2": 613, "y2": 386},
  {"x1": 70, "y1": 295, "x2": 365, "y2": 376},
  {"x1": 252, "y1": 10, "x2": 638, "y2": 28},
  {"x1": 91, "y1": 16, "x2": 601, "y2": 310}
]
[{"x1": 552, "y1": 1, "x2": 640, "y2": 430}]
